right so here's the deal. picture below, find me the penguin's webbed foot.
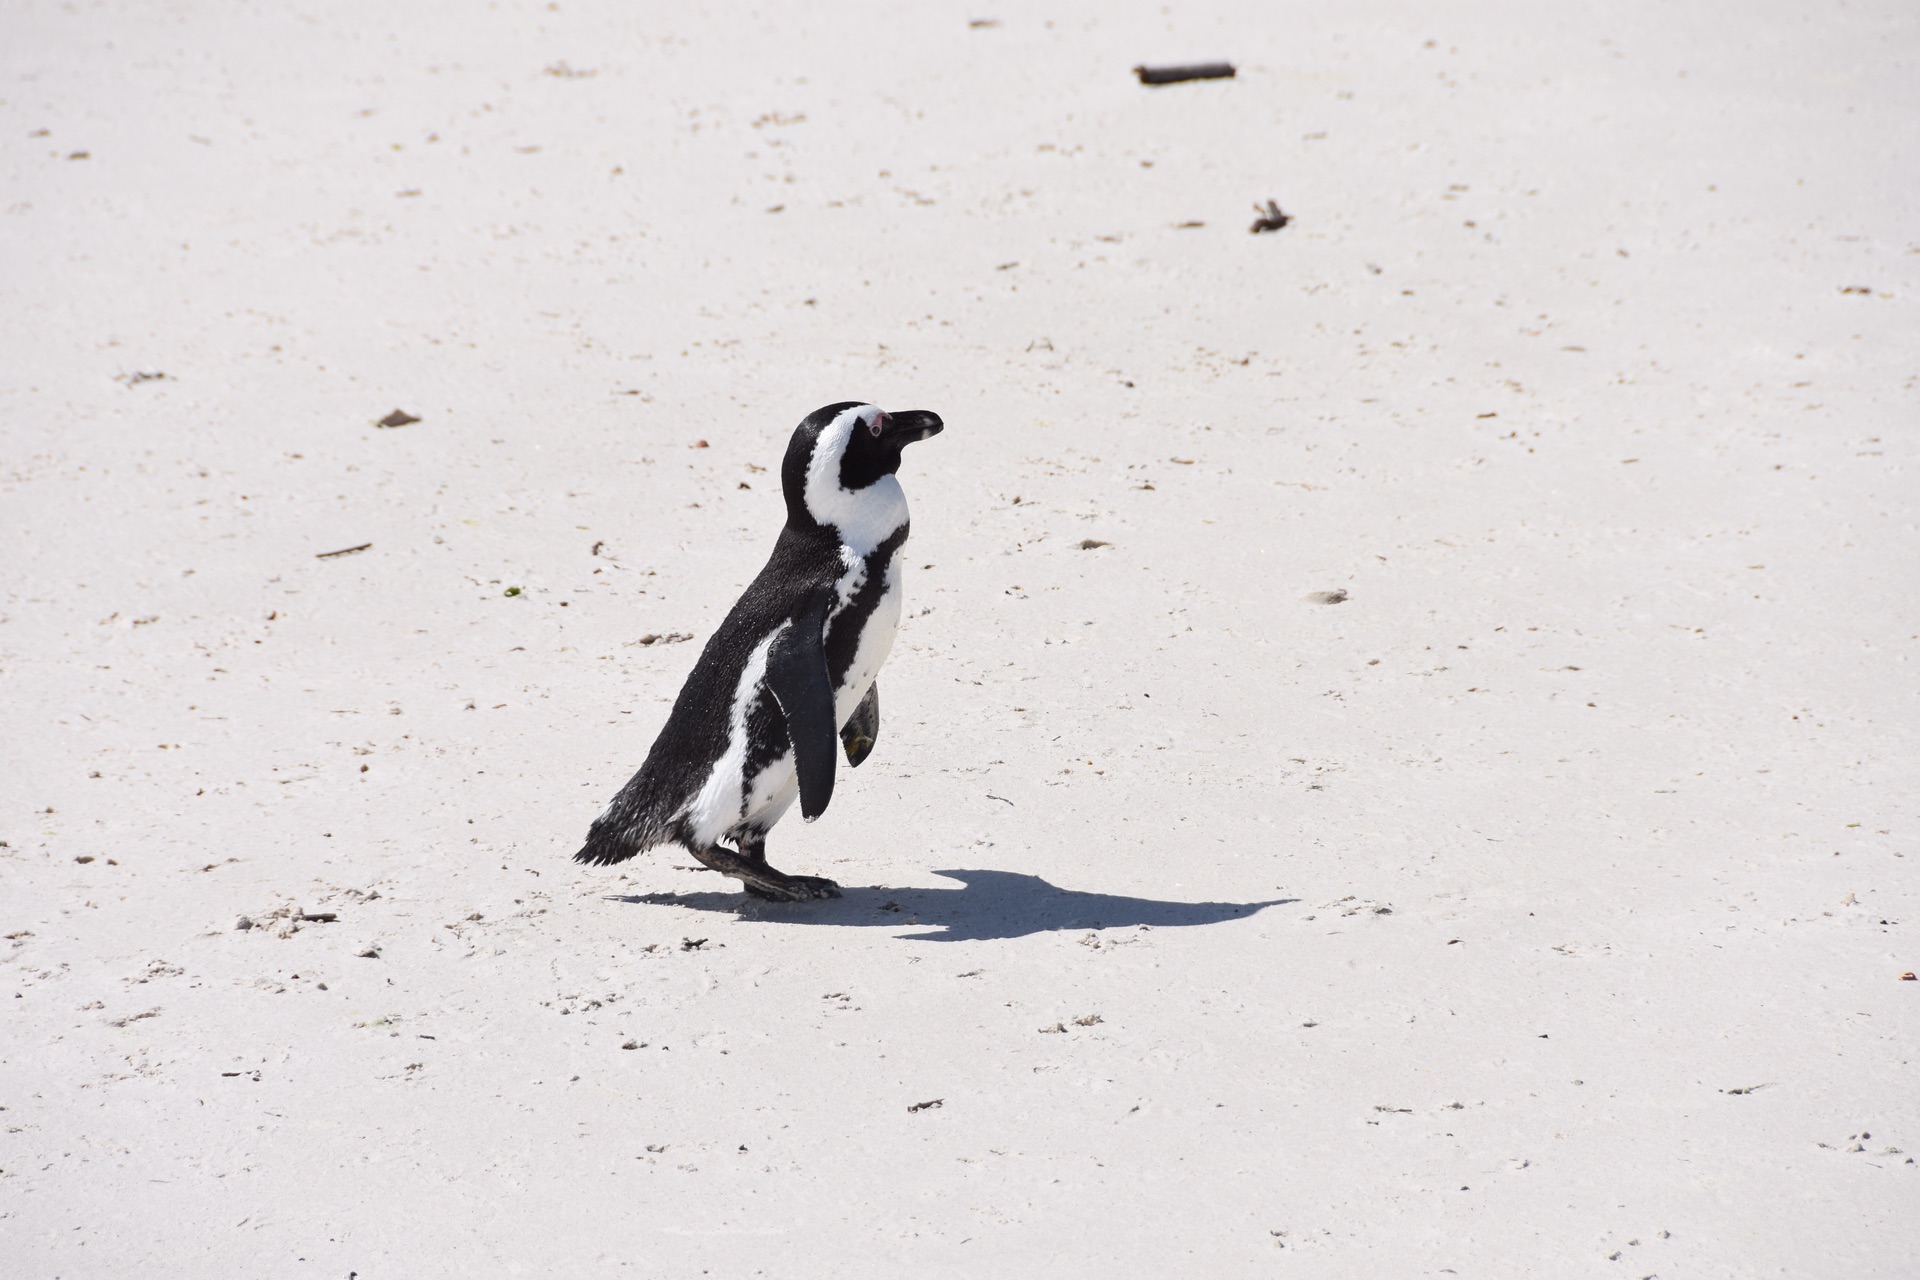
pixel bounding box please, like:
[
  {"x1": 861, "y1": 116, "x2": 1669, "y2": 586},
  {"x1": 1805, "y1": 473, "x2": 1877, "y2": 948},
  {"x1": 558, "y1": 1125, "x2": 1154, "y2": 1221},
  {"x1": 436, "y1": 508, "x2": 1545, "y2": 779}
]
[
  {"x1": 744, "y1": 875, "x2": 841, "y2": 902},
  {"x1": 691, "y1": 844, "x2": 840, "y2": 902}
]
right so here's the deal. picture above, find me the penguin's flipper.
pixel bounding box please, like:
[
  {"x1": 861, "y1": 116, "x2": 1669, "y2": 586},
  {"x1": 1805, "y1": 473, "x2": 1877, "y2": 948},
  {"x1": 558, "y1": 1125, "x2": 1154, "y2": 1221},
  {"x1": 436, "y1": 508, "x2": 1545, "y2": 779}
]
[
  {"x1": 841, "y1": 681, "x2": 880, "y2": 767},
  {"x1": 766, "y1": 602, "x2": 837, "y2": 822}
]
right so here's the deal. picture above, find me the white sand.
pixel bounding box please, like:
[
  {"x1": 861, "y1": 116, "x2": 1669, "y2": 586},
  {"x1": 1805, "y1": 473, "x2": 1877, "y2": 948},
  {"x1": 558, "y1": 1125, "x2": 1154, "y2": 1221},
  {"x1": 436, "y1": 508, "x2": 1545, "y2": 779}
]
[{"x1": 4, "y1": 0, "x2": 1916, "y2": 1273}]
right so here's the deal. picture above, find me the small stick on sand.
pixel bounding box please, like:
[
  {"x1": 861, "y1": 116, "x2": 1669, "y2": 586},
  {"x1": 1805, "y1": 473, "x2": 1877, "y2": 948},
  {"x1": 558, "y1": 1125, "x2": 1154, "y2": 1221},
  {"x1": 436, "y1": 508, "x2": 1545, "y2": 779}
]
[
  {"x1": 315, "y1": 543, "x2": 372, "y2": 559},
  {"x1": 1134, "y1": 62, "x2": 1235, "y2": 85}
]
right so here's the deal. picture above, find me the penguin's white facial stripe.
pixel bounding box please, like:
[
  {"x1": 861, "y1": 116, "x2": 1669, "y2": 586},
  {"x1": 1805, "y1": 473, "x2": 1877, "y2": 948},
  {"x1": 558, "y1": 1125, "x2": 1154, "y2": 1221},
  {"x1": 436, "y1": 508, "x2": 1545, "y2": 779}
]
[{"x1": 803, "y1": 405, "x2": 909, "y2": 558}]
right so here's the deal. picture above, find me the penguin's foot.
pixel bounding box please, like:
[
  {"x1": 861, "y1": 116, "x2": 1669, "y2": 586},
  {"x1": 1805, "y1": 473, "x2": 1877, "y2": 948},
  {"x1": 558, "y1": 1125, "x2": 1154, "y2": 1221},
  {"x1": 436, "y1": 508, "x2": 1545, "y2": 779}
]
[
  {"x1": 743, "y1": 875, "x2": 842, "y2": 903},
  {"x1": 691, "y1": 844, "x2": 840, "y2": 902}
]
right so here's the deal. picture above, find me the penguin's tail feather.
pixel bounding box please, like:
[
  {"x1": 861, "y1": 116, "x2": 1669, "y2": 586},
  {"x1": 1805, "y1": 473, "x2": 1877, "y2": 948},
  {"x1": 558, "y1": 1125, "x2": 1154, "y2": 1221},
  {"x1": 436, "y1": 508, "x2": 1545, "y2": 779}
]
[
  {"x1": 573, "y1": 824, "x2": 643, "y2": 866},
  {"x1": 573, "y1": 796, "x2": 673, "y2": 867}
]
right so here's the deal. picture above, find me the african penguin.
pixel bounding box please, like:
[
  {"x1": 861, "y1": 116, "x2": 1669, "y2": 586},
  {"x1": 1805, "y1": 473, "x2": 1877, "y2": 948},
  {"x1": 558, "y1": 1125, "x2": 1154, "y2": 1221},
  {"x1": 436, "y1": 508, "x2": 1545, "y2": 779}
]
[{"x1": 574, "y1": 402, "x2": 944, "y2": 901}]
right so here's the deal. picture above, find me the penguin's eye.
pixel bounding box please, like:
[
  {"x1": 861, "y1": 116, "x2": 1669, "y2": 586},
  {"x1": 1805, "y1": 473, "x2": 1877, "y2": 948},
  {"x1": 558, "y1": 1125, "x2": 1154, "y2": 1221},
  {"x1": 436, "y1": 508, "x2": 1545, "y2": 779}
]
[{"x1": 867, "y1": 411, "x2": 888, "y2": 438}]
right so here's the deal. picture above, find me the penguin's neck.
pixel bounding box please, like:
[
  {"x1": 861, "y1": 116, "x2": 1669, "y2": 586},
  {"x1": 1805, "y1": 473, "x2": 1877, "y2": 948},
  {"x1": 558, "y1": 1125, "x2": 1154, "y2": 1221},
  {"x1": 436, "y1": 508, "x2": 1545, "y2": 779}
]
[{"x1": 803, "y1": 473, "x2": 909, "y2": 561}]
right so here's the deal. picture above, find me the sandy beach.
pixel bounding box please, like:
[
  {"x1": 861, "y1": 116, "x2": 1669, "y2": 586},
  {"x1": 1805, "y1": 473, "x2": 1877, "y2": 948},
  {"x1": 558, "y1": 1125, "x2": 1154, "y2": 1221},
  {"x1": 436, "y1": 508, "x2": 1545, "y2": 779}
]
[{"x1": 3, "y1": 0, "x2": 1916, "y2": 1273}]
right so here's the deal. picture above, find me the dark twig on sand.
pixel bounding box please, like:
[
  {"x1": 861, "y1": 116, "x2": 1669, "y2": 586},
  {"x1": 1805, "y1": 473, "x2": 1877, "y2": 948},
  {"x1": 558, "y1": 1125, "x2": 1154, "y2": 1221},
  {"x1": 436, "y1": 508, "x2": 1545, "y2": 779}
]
[
  {"x1": 1134, "y1": 62, "x2": 1235, "y2": 85},
  {"x1": 315, "y1": 543, "x2": 373, "y2": 559}
]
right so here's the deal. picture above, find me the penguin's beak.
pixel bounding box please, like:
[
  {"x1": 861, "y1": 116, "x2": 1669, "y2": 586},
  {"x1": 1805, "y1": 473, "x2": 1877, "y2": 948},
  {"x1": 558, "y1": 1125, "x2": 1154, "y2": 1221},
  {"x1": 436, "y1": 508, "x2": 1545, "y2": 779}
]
[{"x1": 883, "y1": 409, "x2": 943, "y2": 445}]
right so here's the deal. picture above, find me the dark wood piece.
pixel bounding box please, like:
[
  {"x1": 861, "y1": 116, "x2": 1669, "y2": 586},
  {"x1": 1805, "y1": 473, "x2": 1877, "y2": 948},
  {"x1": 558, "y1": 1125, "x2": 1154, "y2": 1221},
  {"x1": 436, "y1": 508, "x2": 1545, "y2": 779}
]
[{"x1": 1134, "y1": 62, "x2": 1235, "y2": 85}]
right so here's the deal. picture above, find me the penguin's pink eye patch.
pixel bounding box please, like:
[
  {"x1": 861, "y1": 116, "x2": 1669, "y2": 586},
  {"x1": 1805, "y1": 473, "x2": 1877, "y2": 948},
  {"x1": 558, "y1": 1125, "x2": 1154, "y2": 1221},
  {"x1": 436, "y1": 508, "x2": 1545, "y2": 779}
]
[{"x1": 867, "y1": 411, "x2": 889, "y2": 438}]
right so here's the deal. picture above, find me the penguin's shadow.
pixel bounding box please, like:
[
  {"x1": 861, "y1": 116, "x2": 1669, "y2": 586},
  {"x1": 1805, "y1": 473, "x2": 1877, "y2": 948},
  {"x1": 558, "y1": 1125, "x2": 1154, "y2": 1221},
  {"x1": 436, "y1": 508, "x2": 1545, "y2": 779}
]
[{"x1": 606, "y1": 867, "x2": 1293, "y2": 942}]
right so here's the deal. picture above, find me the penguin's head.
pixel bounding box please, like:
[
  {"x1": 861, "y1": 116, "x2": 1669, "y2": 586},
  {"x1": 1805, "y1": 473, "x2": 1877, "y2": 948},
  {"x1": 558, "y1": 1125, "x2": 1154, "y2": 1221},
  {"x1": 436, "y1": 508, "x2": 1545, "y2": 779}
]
[{"x1": 783, "y1": 401, "x2": 943, "y2": 529}]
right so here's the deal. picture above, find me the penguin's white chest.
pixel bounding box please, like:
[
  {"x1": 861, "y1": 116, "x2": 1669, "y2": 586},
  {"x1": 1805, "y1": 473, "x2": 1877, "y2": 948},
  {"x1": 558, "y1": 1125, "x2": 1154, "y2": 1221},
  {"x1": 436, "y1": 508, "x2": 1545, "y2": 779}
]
[
  {"x1": 832, "y1": 556, "x2": 902, "y2": 723},
  {"x1": 822, "y1": 474, "x2": 910, "y2": 723}
]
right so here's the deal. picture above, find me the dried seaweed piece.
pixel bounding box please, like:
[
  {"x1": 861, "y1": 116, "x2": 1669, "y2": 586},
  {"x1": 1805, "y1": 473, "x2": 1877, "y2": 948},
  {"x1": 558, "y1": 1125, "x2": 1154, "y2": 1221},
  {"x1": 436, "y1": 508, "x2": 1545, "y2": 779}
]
[{"x1": 1249, "y1": 199, "x2": 1291, "y2": 233}]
